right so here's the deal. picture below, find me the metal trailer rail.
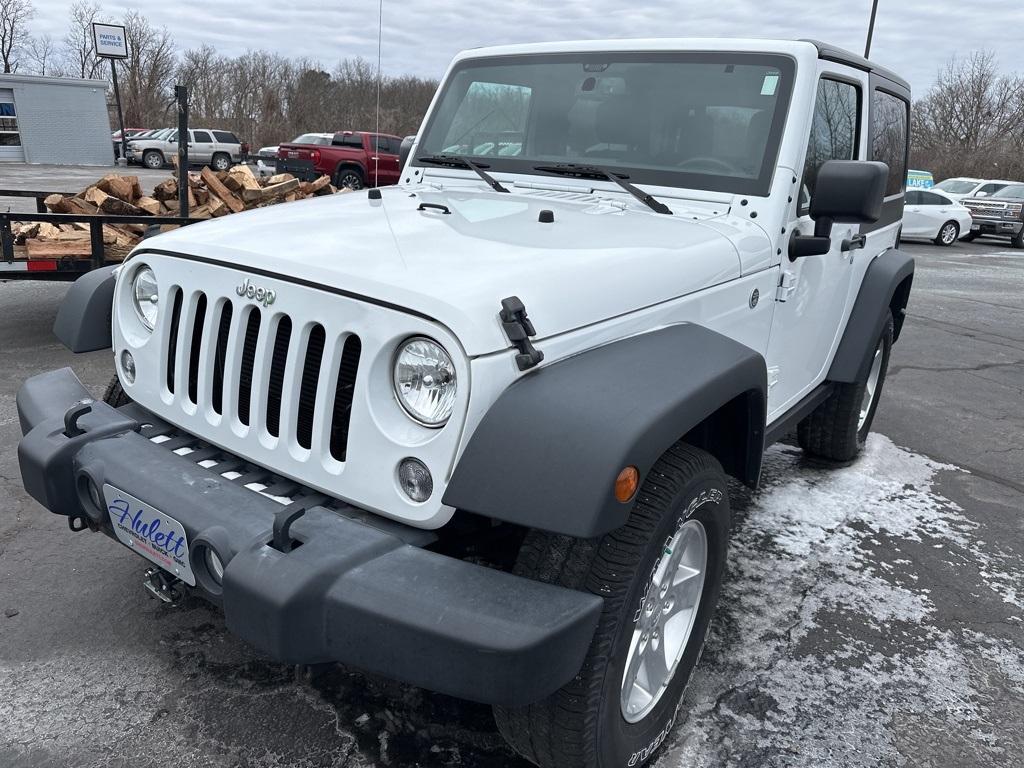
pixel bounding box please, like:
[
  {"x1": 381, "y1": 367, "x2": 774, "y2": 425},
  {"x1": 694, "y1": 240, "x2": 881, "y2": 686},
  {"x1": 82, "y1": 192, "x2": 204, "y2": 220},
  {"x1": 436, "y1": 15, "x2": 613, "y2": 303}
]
[
  {"x1": 0, "y1": 189, "x2": 77, "y2": 214},
  {"x1": 0, "y1": 209, "x2": 199, "y2": 281}
]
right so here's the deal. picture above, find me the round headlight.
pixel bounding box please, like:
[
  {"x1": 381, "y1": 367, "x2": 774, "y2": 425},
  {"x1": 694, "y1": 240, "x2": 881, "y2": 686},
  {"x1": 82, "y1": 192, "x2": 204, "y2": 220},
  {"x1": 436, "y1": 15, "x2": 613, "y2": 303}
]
[
  {"x1": 392, "y1": 337, "x2": 457, "y2": 427},
  {"x1": 131, "y1": 265, "x2": 159, "y2": 330}
]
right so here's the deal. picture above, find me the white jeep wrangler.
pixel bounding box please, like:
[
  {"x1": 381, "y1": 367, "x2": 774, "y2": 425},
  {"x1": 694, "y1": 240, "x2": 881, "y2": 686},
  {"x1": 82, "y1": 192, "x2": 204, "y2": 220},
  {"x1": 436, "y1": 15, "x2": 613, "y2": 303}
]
[{"x1": 18, "y1": 38, "x2": 913, "y2": 768}]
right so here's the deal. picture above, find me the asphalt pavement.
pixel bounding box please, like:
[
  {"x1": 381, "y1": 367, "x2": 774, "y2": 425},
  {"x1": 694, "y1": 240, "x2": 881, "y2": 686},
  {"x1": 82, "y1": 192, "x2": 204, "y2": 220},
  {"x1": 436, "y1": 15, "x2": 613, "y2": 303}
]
[{"x1": 0, "y1": 229, "x2": 1021, "y2": 767}]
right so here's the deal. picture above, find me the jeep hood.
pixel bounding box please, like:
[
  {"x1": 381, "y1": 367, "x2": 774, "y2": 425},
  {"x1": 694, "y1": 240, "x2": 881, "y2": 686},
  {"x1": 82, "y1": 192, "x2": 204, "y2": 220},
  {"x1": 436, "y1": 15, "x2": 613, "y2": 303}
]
[{"x1": 144, "y1": 185, "x2": 745, "y2": 356}]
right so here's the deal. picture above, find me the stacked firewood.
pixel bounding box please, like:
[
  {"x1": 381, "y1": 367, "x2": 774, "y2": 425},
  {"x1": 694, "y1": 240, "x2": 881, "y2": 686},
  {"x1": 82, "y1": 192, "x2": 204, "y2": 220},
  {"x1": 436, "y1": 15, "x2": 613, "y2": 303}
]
[{"x1": 11, "y1": 165, "x2": 340, "y2": 262}]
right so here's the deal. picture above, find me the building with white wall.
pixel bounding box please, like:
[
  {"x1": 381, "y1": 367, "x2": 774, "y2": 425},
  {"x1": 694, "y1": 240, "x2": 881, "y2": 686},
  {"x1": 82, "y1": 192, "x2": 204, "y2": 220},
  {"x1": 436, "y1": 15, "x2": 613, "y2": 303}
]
[{"x1": 0, "y1": 73, "x2": 113, "y2": 165}]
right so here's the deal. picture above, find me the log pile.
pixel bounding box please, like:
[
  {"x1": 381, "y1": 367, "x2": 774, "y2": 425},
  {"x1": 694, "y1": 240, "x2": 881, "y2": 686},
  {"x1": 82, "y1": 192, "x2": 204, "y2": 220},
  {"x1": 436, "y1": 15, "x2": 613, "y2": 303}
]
[{"x1": 11, "y1": 166, "x2": 341, "y2": 263}]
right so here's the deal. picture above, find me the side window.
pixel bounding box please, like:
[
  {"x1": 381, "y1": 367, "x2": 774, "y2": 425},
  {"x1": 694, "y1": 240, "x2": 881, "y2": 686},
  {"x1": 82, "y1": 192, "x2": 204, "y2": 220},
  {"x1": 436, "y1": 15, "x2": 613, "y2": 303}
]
[
  {"x1": 871, "y1": 89, "x2": 908, "y2": 198},
  {"x1": 212, "y1": 131, "x2": 239, "y2": 144},
  {"x1": 904, "y1": 189, "x2": 921, "y2": 205},
  {"x1": 335, "y1": 133, "x2": 364, "y2": 148},
  {"x1": 978, "y1": 183, "x2": 1003, "y2": 196},
  {"x1": 192, "y1": 130, "x2": 212, "y2": 143},
  {"x1": 801, "y1": 78, "x2": 860, "y2": 209},
  {"x1": 919, "y1": 191, "x2": 944, "y2": 206}
]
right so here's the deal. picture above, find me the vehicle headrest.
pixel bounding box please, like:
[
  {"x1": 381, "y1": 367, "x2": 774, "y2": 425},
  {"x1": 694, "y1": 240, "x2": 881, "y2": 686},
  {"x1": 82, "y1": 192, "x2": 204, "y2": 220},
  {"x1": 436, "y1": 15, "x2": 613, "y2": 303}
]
[{"x1": 595, "y1": 96, "x2": 649, "y2": 148}]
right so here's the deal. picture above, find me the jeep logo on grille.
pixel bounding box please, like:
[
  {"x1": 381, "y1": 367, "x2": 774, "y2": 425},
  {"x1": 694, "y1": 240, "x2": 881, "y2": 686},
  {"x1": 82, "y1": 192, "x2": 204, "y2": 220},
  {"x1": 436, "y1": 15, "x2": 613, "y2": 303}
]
[{"x1": 236, "y1": 277, "x2": 276, "y2": 307}]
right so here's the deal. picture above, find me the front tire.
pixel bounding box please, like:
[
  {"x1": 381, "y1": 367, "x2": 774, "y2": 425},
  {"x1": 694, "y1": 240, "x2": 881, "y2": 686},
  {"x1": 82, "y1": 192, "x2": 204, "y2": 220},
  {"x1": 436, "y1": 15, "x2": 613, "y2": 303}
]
[
  {"x1": 494, "y1": 443, "x2": 730, "y2": 768},
  {"x1": 935, "y1": 220, "x2": 959, "y2": 246},
  {"x1": 1011, "y1": 227, "x2": 1024, "y2": 249},
  {"x1": 102, "y1": 375, "x2": 132, "y2": 407},
  {"x1": 797, "y1": 311, "x2": 894, "y2": 461},
  {"x1": 142, "y1": 150, "x2": 164, "y2": 170}
]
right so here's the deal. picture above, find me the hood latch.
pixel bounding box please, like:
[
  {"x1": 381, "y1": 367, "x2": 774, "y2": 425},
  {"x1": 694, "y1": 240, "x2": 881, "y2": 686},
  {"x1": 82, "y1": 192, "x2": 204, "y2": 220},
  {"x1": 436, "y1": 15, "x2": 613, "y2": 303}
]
[{"x1": 500, "y1": 296, "x2": 544, "y2": 371}]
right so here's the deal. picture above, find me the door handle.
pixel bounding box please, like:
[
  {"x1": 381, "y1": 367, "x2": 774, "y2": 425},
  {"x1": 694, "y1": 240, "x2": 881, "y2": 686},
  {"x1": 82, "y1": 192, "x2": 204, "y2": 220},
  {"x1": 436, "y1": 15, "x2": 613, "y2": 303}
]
[{"x1": 841, "y1": 234, "x2": 866, "y2": 252}]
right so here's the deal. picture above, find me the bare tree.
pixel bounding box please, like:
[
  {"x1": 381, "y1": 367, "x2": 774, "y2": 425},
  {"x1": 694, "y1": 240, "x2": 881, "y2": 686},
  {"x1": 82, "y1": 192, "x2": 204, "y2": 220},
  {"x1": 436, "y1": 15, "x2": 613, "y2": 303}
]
[
  {"x1": 0, "y1": 0, "x2": 34, "y2": 73},
  {"x1": 912, "y1": 51, "x2": 1024, "y2": 179},
  {"x1": 117, "y1": 11, "x2": 176, "y2": 126},
  {"x1": 24, "y1": 32, "x2": 57, "y2": 75},
  {"x1": 62, "y1": 0, "x2": 106, "y2": 79}
]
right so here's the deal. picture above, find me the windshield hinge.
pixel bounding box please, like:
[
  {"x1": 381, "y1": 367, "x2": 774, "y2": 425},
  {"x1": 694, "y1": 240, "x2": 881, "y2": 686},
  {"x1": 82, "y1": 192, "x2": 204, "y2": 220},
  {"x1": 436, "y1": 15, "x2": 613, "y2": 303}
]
[{"x1": 499, "y1": 296, "x2": 544, "y2": 371}]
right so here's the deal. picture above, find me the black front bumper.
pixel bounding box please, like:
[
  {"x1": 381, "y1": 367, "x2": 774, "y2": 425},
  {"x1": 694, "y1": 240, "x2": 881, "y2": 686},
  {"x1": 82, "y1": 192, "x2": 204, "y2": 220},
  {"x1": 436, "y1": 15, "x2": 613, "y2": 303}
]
[
  {"x1": 968, "y1": 216, "x2": 1023, "y2": 237},
  {"x1": 17, "y1": 367, "x2": 602, "y2": 706}
]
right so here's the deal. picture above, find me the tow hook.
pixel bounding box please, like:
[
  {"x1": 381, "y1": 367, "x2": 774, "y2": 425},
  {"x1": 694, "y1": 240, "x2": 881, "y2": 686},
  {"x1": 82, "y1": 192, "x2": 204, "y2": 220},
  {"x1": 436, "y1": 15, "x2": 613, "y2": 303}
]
[{"x1": 143, "y1": 567, "x2": 186, "y2": 605}]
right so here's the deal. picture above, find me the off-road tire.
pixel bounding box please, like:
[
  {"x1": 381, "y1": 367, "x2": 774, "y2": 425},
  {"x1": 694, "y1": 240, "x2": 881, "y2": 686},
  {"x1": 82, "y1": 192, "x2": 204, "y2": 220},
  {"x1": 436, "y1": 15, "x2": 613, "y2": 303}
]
[
  {"x1": 335, "y1": 167, "x2": 364, "y2": 190},
  {"x1": 797, "y1": 311, "x2": 894, "y2": 462},
  {"x1": 102, "y1": 375, "x2": 132, "y2": 407},
  {"x1": 142, "y1": 150, "x2": 164, "y2": 170},
  {"x1": 211, "y1": 152, "x2": 231, "y2": 172},
  {"x1": 934, "y1": 220, "x2": 959, "y2": 246},
  {"x1": 1011, "y1": 228, "x2": 1024, "y2": 249},
  {"x1": 493, "y1": 443, "x2": 730, "y2": 768}
]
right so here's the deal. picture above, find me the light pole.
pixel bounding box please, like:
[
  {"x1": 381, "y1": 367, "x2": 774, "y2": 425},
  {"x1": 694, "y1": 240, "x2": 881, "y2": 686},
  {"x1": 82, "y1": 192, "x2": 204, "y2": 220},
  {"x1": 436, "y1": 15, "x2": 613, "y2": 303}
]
[{"x1": 865, "y1": 0, "x2": 880, "y2": 58}]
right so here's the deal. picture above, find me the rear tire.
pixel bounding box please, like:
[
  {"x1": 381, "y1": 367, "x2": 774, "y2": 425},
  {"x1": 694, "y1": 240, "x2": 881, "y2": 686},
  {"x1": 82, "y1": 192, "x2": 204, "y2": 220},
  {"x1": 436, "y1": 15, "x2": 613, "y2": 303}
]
[
  {"x1": 102, "y1": 375, "x2": 132, "y2": 407},
  {"x1": 935, "y1": 220, "x2": 959, "y2": 246},
  {"x1": 142, "y1": 150, "x2": 164, "y2": 170},
  {"x1": 493, "y1": 443, "x2": 730, "y2": 768},
  {"x1": 961, "y1": 232, "x2": 977, "y2": 242},
  {"x1": 334, "y1": 167, "x2": 364, "y2": 190},
  {"x1": 797, "y1": 311, "x2": 894, "y2": 462},
  {"x1": 1011, "y1": 228, "x2": 1024, "y2": 249},
  {"x1": 211, "y1": 152, "x2": 231, "y2": 172}
]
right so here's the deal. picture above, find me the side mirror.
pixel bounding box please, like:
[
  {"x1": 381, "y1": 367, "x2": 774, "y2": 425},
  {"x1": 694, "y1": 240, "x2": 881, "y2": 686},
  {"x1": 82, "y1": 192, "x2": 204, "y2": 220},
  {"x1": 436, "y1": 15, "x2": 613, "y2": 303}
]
[
  {"x1": 791, "y1": 160, "x2": 888, "y2": 260},
  {"x1": 399, "y1": 135, "x2": 416, "y2": 169},
  {"x1": 975, "y1": 191, "x2": 988, "y2": 197}
]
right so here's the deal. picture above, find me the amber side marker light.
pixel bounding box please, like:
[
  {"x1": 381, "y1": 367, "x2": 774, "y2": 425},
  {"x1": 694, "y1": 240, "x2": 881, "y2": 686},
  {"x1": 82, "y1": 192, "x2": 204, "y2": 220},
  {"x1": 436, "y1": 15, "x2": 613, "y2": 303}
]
[{"x1": 615, "y1": 466, "x2": 640, "y2": 502}]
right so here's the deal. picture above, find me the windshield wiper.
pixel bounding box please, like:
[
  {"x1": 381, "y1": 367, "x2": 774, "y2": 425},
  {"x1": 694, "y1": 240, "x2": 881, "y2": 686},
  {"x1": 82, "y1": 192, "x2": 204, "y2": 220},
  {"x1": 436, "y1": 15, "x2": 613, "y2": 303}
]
[
  {"x1": 533, "y1": 163, "x2": 673, "y2": 215},
  {"x1": 417, "y1": 154, "x2": 509, "y2": 193}
]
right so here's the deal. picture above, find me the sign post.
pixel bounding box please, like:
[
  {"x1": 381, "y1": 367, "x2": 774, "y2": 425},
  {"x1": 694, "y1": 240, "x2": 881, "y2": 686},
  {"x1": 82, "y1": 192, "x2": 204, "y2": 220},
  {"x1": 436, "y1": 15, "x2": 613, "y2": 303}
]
[{"x1": 92, "y1": 23, "x2": 129, "y2": 163}]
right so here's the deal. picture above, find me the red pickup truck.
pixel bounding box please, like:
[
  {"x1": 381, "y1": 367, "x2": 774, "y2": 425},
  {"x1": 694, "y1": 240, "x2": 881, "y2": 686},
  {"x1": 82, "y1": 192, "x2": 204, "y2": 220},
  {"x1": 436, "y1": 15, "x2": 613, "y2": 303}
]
[{"x1": 276, "y1": 131, "x2": 404, "y2": 189}]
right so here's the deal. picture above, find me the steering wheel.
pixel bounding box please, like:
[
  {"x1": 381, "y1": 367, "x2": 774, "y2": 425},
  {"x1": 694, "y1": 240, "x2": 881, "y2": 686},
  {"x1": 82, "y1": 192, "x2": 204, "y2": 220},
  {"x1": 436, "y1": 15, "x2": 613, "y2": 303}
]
[{"x1": 676, "y1": 156, "x2": 742, "y2": 174}]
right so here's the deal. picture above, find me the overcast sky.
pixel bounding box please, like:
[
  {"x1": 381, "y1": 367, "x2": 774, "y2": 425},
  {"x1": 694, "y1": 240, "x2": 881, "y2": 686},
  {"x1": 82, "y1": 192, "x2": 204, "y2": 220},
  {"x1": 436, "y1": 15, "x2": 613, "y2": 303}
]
[{"x1": 27, "y1": 0, "x2": 1024, "y2": 95}]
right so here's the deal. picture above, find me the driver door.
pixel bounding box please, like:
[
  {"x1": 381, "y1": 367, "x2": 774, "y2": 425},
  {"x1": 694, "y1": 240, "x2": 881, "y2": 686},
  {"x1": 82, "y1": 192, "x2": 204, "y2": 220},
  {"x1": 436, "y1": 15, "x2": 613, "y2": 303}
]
[{"x1": 765, "y1": 70, "x2": 867, "y2": 422}]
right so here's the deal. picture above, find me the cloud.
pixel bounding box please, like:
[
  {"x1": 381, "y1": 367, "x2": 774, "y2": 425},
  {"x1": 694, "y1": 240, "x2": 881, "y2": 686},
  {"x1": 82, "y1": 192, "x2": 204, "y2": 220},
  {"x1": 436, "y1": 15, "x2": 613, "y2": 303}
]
[{"x1": 26, "y1": 0, "x2": 1024, "y2": 96}]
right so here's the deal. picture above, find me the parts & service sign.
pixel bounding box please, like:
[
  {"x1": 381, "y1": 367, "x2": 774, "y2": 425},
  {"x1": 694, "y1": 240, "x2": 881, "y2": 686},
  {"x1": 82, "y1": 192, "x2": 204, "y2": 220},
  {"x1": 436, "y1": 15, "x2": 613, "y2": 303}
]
[{"x1": 92, "y1": 23, "x2": 129, "y2": 59}]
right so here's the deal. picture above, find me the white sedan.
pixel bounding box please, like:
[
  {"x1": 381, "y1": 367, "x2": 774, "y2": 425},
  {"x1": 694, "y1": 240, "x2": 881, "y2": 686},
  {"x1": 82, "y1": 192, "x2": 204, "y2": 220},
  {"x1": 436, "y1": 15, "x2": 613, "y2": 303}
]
[{"x1": 901, "y1": 188, "x2": 973, "y2": 246}]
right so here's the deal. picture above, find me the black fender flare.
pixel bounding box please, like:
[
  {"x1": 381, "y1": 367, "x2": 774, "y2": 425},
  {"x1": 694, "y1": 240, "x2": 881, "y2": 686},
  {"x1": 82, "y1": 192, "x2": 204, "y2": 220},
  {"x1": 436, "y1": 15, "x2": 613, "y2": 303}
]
[
  {"x1": 334, "y1": 161, "x2": 366, "y2": 181},
  {"x1": 442, "y1": 324, "x2": 766, "y2": 538},
  {"x1": 52, "y1": 265, "x2": 117, "y2": 353},
  {"x1": 829, "y1": 248, "x2": 914, "y2": 383}
]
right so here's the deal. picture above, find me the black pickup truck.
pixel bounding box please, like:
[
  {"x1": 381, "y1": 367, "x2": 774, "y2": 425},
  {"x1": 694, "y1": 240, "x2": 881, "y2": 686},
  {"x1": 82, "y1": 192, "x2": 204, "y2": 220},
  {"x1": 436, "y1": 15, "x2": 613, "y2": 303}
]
[{"x1": 962, "y1": 184, "x2": 1024, "y2": 247}]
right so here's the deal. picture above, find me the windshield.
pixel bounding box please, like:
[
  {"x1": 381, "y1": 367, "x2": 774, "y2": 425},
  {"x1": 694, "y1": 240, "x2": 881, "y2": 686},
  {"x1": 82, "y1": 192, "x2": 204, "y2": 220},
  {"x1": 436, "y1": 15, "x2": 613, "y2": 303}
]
[
  {"x1": 415, "y1": 52, "x2": 795, "y2": 195},
  {"x1": 996, "y1": 185, "x2": 1024, "y2": 199},
  {"x1": 934, "y1": 179, "x2": 978, "y2": 194}
]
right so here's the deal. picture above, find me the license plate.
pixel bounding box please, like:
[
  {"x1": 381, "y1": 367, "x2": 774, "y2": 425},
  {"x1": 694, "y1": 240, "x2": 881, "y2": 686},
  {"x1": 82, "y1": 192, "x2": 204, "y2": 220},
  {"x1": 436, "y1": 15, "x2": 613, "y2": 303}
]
[{"x1": 104, "y1": 484, "x2": 196, "y2": 586}]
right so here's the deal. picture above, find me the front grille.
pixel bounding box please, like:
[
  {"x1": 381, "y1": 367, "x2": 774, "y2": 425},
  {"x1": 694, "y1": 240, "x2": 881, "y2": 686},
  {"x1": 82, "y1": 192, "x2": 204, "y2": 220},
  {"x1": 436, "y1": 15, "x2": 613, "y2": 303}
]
[{"x1": 164, "y1": 290, "x2": 362, "y2": 461}]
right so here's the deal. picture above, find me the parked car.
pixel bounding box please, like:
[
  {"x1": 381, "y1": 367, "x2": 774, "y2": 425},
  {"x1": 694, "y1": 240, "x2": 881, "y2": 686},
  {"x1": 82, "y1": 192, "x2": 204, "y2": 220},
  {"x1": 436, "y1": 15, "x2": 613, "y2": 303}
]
[
  {"x1": 19, "y1": 38, "x2": 913, "y2": 768},
  {"x1": 900, "y1": 188, "x2": 972, "y2": 246},
  {"x1": 112, "y1": 128, "x2": 149, "y2": 159},
  {"x1": 125, "y1": 128, "x2": 243, "y2": 171},
  {"x1": 276, "y1": 130, "x2": 403, "y2": 188},
  {"x1": 961, "y1": 183, "x2": 1024, "y2": 247},
  {"x1": 932, "y1": 177, "x2": 1015, "y2": 201}
]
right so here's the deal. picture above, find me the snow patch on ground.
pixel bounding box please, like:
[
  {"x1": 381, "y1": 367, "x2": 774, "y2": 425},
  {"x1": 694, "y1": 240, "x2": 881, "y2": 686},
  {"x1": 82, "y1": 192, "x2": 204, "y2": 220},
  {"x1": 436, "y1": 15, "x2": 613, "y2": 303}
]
[{"x1": 657, "y1": 435, "x2": 1024, "y2": 768}]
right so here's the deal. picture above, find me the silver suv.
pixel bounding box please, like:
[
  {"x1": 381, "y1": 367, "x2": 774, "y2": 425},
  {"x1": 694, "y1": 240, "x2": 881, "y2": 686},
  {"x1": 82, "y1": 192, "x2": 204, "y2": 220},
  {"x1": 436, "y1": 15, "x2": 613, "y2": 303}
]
[{"x1": 126, "y1": 128, "x2": 242, "y2": 171}]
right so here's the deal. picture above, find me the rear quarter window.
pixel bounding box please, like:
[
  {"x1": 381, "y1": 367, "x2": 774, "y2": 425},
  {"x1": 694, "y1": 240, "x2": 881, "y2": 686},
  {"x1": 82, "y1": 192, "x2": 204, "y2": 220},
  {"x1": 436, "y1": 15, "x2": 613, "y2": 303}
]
[
  {"x1": 871, "y1": 89, "x2": 909, "y2": 198},
  {"x1": 213, "y1": 131, "x2": 240, "y2": 144}
]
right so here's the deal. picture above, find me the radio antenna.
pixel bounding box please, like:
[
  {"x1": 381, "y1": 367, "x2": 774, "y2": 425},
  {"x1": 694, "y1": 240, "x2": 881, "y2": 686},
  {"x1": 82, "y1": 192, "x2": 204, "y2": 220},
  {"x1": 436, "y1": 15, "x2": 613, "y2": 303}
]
[{"x1": 373, "y1": 0, "x2": 383, "y2": 187}]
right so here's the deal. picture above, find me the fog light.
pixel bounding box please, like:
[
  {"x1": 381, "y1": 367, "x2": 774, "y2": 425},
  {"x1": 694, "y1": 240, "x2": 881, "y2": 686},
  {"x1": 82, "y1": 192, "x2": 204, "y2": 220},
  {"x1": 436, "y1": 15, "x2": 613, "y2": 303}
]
[
  {"x1": 205, "y1": 548, "x2": 225, "y2": 584},
  {"x1": 398, "y1": 458, "x2": 433, "y2": 502},
  {"x1": 120, "y1": 350, "x2": 136, "y2": 384}
]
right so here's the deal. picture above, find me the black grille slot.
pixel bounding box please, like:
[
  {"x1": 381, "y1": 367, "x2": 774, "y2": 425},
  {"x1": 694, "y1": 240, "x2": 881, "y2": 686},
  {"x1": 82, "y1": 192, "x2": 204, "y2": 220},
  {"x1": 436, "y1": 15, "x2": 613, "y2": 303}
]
[
  {"x1": 296, "y1": 324, "x2": 326, "y2": 449},
  {"x1": 211, "y1": 301, "x2": 233, "y2": 415},
  {"x1": 329, "y1": 334, "x2": 362, "y2": 461},
  {"x1": 237, "y1": 308, "x2": 261, "y2": 426},
  {"x1": 265, "y1": 316, "x2": 292, "y2": 437},
  {"x1": 166, "y1": 288, "x2": 183, "y2": 393},
  {"x1": 187, "y1": 294, "x2": 207, "y2": 405}
]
